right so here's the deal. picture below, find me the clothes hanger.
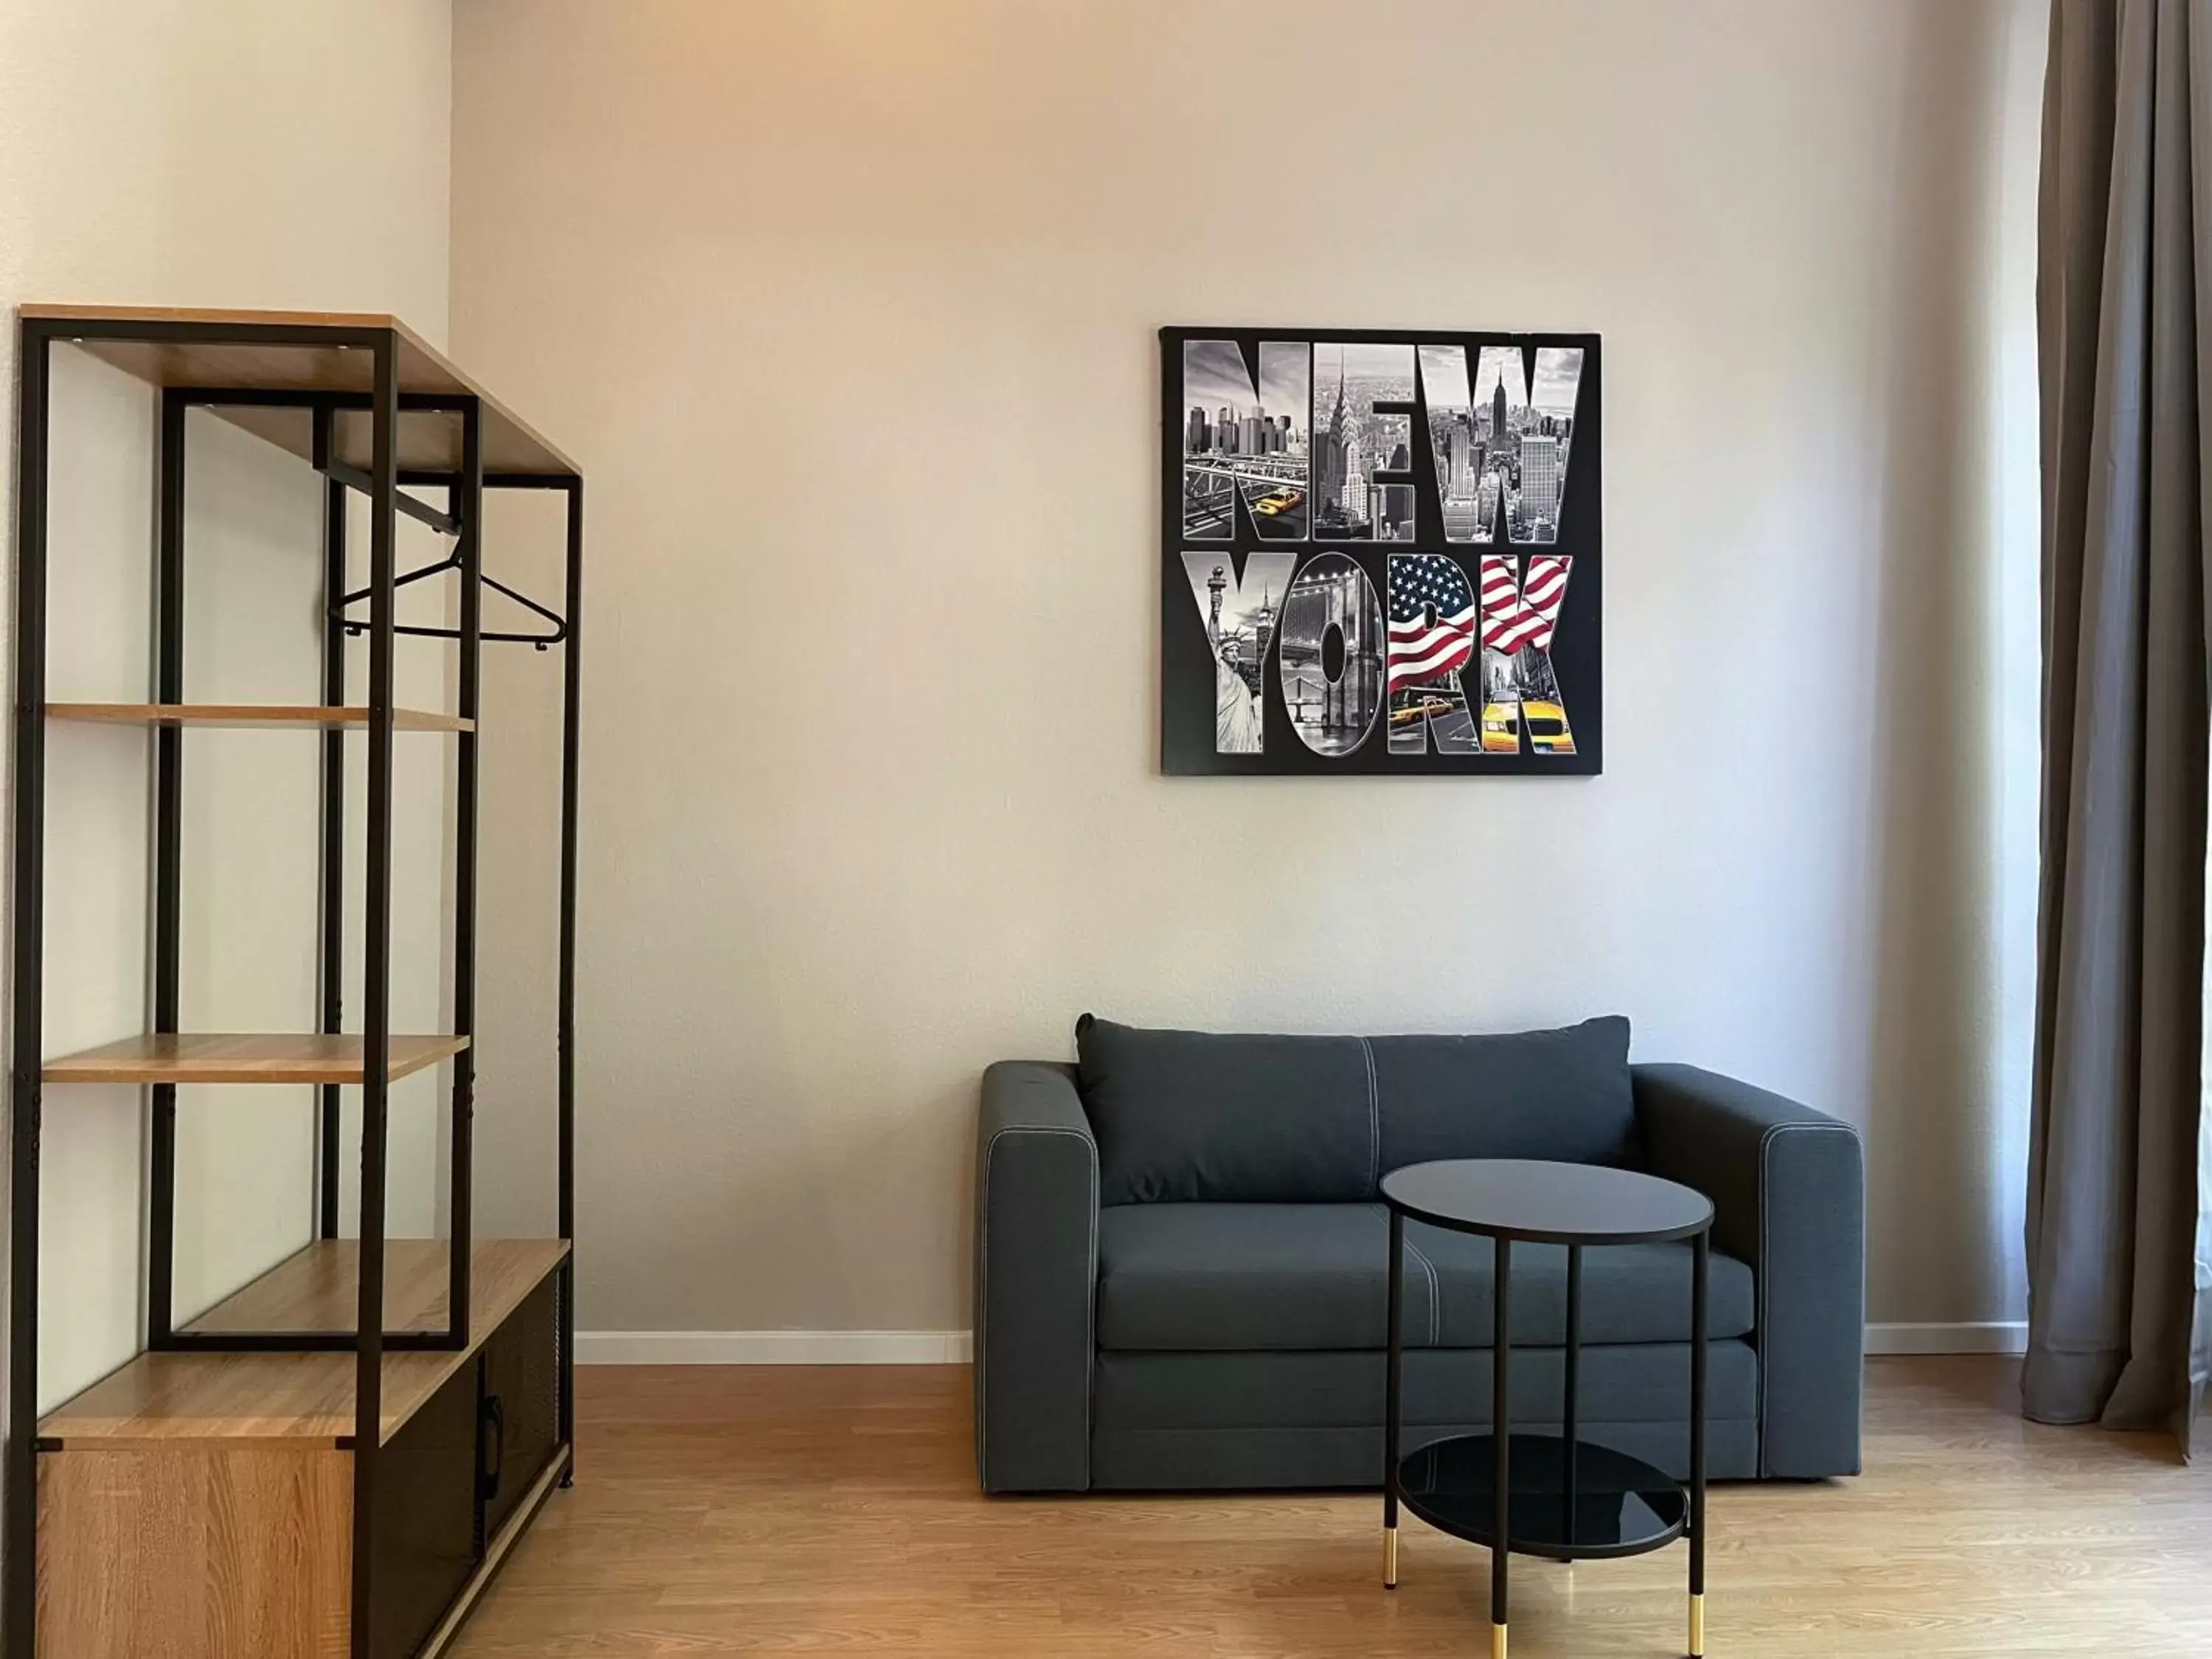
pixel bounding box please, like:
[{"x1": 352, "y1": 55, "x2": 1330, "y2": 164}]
[{"x1": 331, "y1": 549, "x2": 568, "y2": 649}]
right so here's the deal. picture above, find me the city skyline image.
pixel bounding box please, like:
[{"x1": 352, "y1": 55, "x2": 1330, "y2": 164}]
[
  {"x1": 1182, "y1": 339, "x2": 1310, "y2": 541},
  {"x1": 1419, "y1": 343, "x2": 1585, "y2": 544},
  {"x1": 1310, "y1": 342, "x2": 1416, "y2": 543}
]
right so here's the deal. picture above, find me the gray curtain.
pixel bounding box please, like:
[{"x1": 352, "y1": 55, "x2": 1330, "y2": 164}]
[{"x1": 2030, "y1": 0, "x2": 2212, "y2": 1454}]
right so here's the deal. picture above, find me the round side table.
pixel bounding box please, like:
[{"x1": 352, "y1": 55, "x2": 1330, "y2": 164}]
[{"x1": 1378, "y1": 1158, "x2": 1716, "y2": 1659}]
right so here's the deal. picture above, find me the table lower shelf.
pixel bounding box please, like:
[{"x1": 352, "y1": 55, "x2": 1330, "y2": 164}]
[{"x1": 1397, "y1": 1433, "x2": 1687, "y2": 1561}]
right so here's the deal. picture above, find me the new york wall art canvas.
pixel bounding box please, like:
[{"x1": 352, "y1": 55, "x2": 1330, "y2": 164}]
[{"x1": 1160, "y1": 327, "x2": 1601, "y2": 776}]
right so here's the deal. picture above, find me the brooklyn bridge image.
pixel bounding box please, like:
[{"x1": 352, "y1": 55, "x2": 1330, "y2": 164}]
[
  {"x1": 1277, "y1": 554, "x2": 1382, "y2": 755},
  {"x1": 1181, "y1": 451, "x2": 1308, "y2": 539}
]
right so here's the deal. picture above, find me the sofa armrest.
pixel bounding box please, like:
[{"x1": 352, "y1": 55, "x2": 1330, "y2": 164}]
[
  {"x1": 1633, "y1": 1063, "x2": 1865, "y2": 1478},
  {"x1": 974, "y1": 1061, "x2": 1098, "y2": 1492}
]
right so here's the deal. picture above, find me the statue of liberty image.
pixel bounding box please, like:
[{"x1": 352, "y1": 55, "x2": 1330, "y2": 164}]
[
  {"x1": 1182, "y1": 552, "x2": 1290, "y2": 757},
  {"x1": 1206, "y1": 563, "x2": 1267, "y2": 753}
]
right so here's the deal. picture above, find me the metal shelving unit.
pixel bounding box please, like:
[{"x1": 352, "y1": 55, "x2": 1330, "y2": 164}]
[{"x1": 7, "y1": 306, "x2": 583, "y2": 1659}]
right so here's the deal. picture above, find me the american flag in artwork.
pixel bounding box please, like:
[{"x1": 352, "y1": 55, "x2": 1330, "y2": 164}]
[
  {"x1": 1479, "y1": 554, "x2": 1572, "y2": 655},
  {"x1": 1387, "y1": 554, "x2": 1478, "y2": 692}
]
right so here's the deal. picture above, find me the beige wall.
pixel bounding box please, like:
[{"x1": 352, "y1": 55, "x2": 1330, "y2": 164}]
[
  {"x1": 0, "y1": 0, "x2": 2053, "y2": 1368},
  {"x1": 1, "y1": 0, "x2": 456, "y2": 1411},
  {"x1": 451, "y1": 0, "x2": 2049, "y2": 1343}
]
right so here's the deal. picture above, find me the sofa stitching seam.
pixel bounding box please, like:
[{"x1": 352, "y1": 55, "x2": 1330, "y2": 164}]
[
  {"x1": 979, "y1": 1119, "x2": 1099, "y2": 1489},
  {"x1": 1360, "y1": 1036, "x2": 1380, "y2": 1197},
  {"x1": 1401, "y1": 1228, "x2": 1442, "y2": 1346}
]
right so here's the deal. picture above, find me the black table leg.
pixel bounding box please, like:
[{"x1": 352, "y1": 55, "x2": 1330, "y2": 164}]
[
  {"x1": 1563, "y1": 1242, "x2": 1581, "y2": 1554},
  {"x1": 1690, "y1": 1227, "x2": 1708, "y2": 1658},
  {"x1": 1385, "y1": 1208, "x2": 1403, "y2": 1588},
  {"x1": 1493, "y1": 1234, "x2": 1511, "y2": 1659}
]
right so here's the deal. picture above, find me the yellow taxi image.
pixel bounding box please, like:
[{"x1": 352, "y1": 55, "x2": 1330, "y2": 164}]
[
  {"x1": 1253, "y1": 487, "x2": 1304, "y2": 515},
  {"x1": 1479, "y1": 701, "x2": 1520, "y2": 754},
  {"x1": 1390, "y1": 695, "x2": 1455, "y2": 727},
  {"x1": 1524, "y1": 699, "x2": 1575, "y2": 755}
]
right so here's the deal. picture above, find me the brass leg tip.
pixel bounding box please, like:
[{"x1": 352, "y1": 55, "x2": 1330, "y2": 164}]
[
  {"x1": 1382, "y1": 1526, "x2": 1398, "y2": 1587},
  {"x1": 1492, "y1": 1623, "x2": 1508, "y2": 1659},
  {"x1": 1689, "y1": 1590, "x2": 1705, "y2": 1656}
]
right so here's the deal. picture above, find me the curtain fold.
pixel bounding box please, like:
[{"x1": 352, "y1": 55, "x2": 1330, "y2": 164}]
[{"x1": 2029, "y1": 0, "x2": 2212, "y2": 1455}]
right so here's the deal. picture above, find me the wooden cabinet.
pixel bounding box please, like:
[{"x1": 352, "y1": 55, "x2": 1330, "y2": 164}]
[
  {"x1": 479, "y1": 1278, "x2": 560, "y2": 1545},
  {"x1": 368, "y1": 1365, "x2": 479, "y2": 1659},
  {"x1": 36, "y1": 1447, "x2": 354, "y2": 1659},
  {"x1": 36, "y1": 1242, "x2": 570, "y2": 1659}
]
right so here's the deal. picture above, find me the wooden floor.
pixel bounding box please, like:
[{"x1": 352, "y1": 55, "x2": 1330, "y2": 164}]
[{"x1": 450, "y1": 1358, "x2": 2212, "y2": 1658}]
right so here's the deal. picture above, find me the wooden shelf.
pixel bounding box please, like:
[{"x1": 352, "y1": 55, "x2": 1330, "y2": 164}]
[
  {"x1": 184, "y1": 1239, "x2": 470, "y2": 1335},
  {"x1": 40, "y1": 1238, "x2": 571, "y2": 1447},
  {"x1": 19, "y1": 304, "x2": 577, "y2": 478},
  {"x1": 44, "y1": 1032, "x2": 467, "y2": 1086},
  {"x1": 49, "y1": 702, "x2": 472, "y2": 732}
]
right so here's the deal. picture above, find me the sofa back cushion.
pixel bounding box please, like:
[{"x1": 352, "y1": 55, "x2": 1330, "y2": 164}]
[
  {"x1": 1372, "y1": 1015, "x2": 1636, "y2": 1172},
  {"x1": 1077, "y1": 1015, "x2": 1372, "y2": 1204},
  {"x1": 1075, "y1": 1013, "x2": 1638, "y2": 1204}
]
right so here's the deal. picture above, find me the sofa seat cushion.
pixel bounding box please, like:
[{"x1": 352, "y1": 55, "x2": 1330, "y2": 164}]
[{"x1": 1095, "y1": 1201, "x2": 1754, "y2": 1353}]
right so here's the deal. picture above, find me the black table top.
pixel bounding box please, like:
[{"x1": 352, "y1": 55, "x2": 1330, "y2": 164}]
[{"x1": 1379, "y1": 1158, "x2": 1713, "y2": 1245}]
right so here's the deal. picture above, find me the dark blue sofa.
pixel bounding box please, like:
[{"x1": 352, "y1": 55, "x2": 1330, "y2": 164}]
[{"x1": 974, "y1": 1015, "x2": 1865, "y2": 1492}]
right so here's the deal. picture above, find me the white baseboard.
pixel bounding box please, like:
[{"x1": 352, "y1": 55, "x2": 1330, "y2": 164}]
[
  {"x1": 577, "y1": 1329, "x2": 973, "y2": 1365},
  {"x1": 577, "y1": 1324, "x2": 2023, "y2": 1365},
  {"x1": 1864, "y1": 1321, "x2": 2028, "y2": 1355}
]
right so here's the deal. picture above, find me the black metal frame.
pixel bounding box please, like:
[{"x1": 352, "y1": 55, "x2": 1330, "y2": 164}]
[
  {"x1": 1382, "y1": 1208, "x2": 1402, "y2": 1584},
  {"x1": 5, "y1": 314, "x2": 584, "y2": 1659},
  {"x1": 1379, "y1": 1186, "x2": 1712, "y2": 1655},
  {"x1": 318, "y1": 403, "x2": 347, "y2": 1242},
  {"x1": 350, "y1": 324, "x2": 404, "y2": 1654},
  {"x1": 147, "y1": 389, "x2": 187, "y2": 1349},
  {"x1": 134, "y1": 376, "x2": 480, "y2": 1357},
  {"x1": 7, "y1": 314, "x2": 55, "y2": 1659}
]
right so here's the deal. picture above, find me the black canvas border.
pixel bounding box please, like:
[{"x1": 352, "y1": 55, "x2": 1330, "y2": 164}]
[{"x1": 1160, "y1": 326, "x2": 1603, "y2": 778}]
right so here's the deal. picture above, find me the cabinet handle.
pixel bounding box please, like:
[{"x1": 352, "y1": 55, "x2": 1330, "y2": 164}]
[{"x1": 479, "y1": 1394, "x2": 507, "y2": 1501}]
